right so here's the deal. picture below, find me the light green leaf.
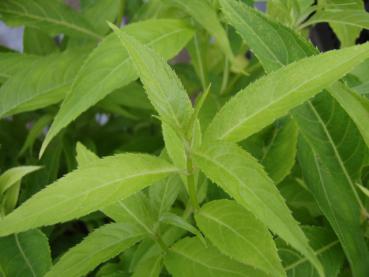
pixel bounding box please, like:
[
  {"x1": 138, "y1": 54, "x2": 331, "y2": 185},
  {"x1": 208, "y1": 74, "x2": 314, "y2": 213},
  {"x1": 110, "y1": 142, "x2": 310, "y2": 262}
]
[
  {"x1": 218, "y1": 1, "x2": 369, "y2": 275},
  {"x1": 205, "y1": 42, "x2": 369, "y2": 143},
  {"x1": 23, "y1": 27, "x2": 58, "y2": 55},
  {"x1": 320, "y1": 0, "x2": 364, "y2": 47},
  {"x1": 328, "y1": 82, "x2": 369, "y2": 149},
  {"x1": 165, "y1": 0, "x2": 233, "y2": 60},
  {"x1": 0, "y1": 0, "x2": 101, "y2": 39},
  {"x1": 193, "y1": 142, "x2": 323, "y2": 276},
  {"x1": 19, "y1": 115, "x2": 53, "y2": 156},
  {"x1": 0, "y1": 229, "x2": 51, "y2": 277},
  {"x1": 41, "y1": 19, "x2": 194, "y2": 156},
  {"x1": 101, "y1": 83, "x2": 153, "y2": 111},
  {"x1": 75, "y1": 142, "x2": 99, "y2": 168},
  {"x1": 102, "y1": 192, "x2": 156, "y2": 237},
  {"x1": 303, "y1": 8, "x2": 369, "y2": 44},
  {"x1": 108, "y1": 23, "x2": 194, "y2": 133},
  {"x1": 0, "y1": 49, "x2": 88, "y2": 118},
  {"x1": 164, "y1": 237, "x2": 268, "y2": 277},
  {"x1": 81, "y1": 0, "x2": 120, "y2": 35},
  {"x1": 132, "y1": 255, "x2": 162, "y2": 277},
  {"x1": 160, "y1": 212, "x2": 205, "y2": 245},
  {"x1": 0, "y1": 166, "x2": 41, "y2": 196},
  {"x1": 0, "y1": 154, "x2": 177, "y2": 237},
  {"x1": 261, "y1": 119, "x2": 299, "y2": 183},
  {"x1": 149, "y1": 174, "x2": 182, "y2": 217},
  {"x1": 195, "y1": 199, "x2": 285, "y2": 277},
  {"x1": 0, "y1": 53, "x2": 39, "y2": 83},
  {"x1": 45, "y1": 223, "x2": 145, "y2": 277},
  {"x1": 278, "y1": 227, "x2": 344, "y2": 277}
]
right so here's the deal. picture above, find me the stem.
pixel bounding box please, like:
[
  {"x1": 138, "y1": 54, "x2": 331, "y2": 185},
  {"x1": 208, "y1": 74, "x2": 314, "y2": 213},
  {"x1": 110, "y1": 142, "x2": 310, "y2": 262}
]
[
  {"x1": 186, "y1": 155, "x2": 199, "y2": 211},
  {"x1": 116, "y1": 0, "x2": 126, "y2": 26},
  {"x1": 155, "y1": 235, "x2": 169, "y2": 252}
]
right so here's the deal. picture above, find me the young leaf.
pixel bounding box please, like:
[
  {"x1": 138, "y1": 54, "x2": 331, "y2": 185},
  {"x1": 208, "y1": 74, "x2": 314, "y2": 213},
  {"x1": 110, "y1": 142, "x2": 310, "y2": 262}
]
[
  {"x1": 193, "y1": 142, "x2": 324, "y2": 276},
  {"x1": 160, "y1": 212, "x2": 205, "y2": 245},
  {"x1": 45, "y1": 223, "x2": 145, "y2": 277},
  {"x1": 0, "y1": 49, "x2": 88, "y2": 118},
  {"x1": 0, "y1": 166, "x2": 41, "y2": 196},
  {"x1": 108, "y1": 23, "x2": 194, "y2": 133},
  {"x1": 41, "y1": 19, "x2": 194, "y2": 156},
  {"x1": 0, "y1": 0, "x2": 101, "y2": 39},
  {"x1": 204, "y1": 42, "x2": 369, "y2": 143},
  {"x1": 165, "y1": 0, "x2": 233, "y2": 60},
  {"x1": 278, "y1": 227, "x2": 344, "y2": 277},
  {"x1": 75, "y1": 142, "x2": 99, "y2": 168},
  {"x1": 0, "y1": 230, "x2": 51, "y2": 277},
  {"x1": 164, "y1": 237, "x2": 268, "y2": 277},
  {"x1": 0, "y1": 154, "x2": 177, "y2": 236},
  {"x1": 195, "y1": 200, "x2": 285, "y2": 277}
]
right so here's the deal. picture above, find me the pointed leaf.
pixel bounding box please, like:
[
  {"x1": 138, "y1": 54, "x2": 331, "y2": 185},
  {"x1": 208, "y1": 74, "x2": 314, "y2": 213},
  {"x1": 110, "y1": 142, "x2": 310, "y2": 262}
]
[
  {"x1": 45, "y1": 223, "x2": 145, "y2": 277},
  {"x1": 108, "y1": 24, "x2": 194, "y2": 133},
  {"x1": 0, "y1": 154, "x2": 177, "y2": 236},
  {"x1": 0, "y1": 230, "x2": 51, "y2": 277},
  {"x1": 0, "y1": 166, "x2": 41, "y2": 196},
  {"x1": 0, "y1": 0, "x2": 101, "y2": 39},
  {"x1": 41, "y1": 19, "x2": 194, "y2": 155},
  {"x1": 164, "y1": 237, "x2": 267, "y2": 277},
  {"x1": 205, "y1": 42, "x2": 369, "y2": 143},
  {"x1": 165, "y1": 0, "x2": 233, "y2": 60},
  {"x1": 0, "y1": 53, "x2": 39, "y2": 83},
  {"x1": 193, "y1": 142, "x2": 323, "y2": 276},
  {"x1": 196, "y1": 200, "x2": 285, "y2": 276},
  {"x1": 0, "y1": 49, "x2": 88, "y2": 118},
  {"x1": 278, "y1": 227, "x2": 344, "y2": 277}
]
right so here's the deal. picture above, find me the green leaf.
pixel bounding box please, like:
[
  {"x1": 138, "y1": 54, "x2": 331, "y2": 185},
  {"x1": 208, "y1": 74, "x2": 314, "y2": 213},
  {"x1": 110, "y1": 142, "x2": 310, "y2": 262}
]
[
  {"x1": 278, "y1": 227, "x2": 344, "y2": 277},
  {"x1": 23, "y1": 27, "x2": 58, "y2": 55},
  {"x1": 0, "y1": 49, "x2": 88, "y2": 118},
  {"x1": 149, "y1": 174, "x2": 182, "y2": 217},
  {"x1": 160, "y1": 212, "x2": 205, "y2": 245},
  {"x1": 81, "y1": 0, "x2": 120, "y2": 35},
  {"x1": 0, "y1": 229, "x2": 51, "y2": 277},
  {"x1": 261, "y1": 119, "x2": 299, "y2": 183},
  {"x1": 318, "y1": 0, "x2": 364, "y2": 47},
  {"x1": 195, "y1": 199, "x2": 285, "y2": 276},
  {"x1": 0, "y1": 154, "x2": 177, "y2": 236},
  {"x1": 193, "y1": 142, "x2": 324, "y2": 276},
  {"x1": 41, "y1": 19, "x2": 194, "y2": 156},
  {"x1": 75, "y1": 142, "x2": 99, "y2": 168},
  {"x1": 19, "y1": 115, "x2": 53, "y2": 156},
  {"x1": 45, "y1": 223, "x2": 145, "y2": 277},
  {"x1": 293, "y1": 93, "x2": 369, "y2": 276},
  {"x1": 328, "y1": 82, "x2": 369, "y2": 149},
  {"x1": 132, "y1": 255, "x2": 162, "y2": 277},
  {"x1": 0, "y1": 52, "x2": 39, "y2": 83},
  {"x1": 0, "y1": 0, "x2": 101, "y2": 39},
  {"x1": 218, "y1": 3, "x2": 369, "y2": 274},
  {"x1": 165, "y1": 0, "x2": 233, "y2": 60},
  {"x1": 0, "y1": 166, "x2": 41, "y2": 196},
  {"x1": 164, "y1": 237, "x2": 268, "y2": 277},
  {"x1": 205, "y1": 42, "x2": 369, "y2": 143},
  {"x1": 303, "y1": 8, "x2": 369, "y2": 44},
  {"x1": 108, "y1": 23, "x2": 194, "y2": 133},
  {"x1": 102, "y1": 192, "x2": 156, "y2": 237}
]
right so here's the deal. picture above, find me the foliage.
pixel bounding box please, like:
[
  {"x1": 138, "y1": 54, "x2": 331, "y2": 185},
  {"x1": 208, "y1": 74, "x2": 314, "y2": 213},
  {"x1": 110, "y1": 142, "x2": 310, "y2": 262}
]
[{"x1": 1, "y1": 0, "x2": 369, "y2": 276}]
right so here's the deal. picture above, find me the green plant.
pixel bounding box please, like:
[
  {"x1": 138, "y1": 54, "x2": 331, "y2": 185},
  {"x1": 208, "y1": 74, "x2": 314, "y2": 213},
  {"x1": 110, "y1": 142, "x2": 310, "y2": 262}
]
[{"x1": 1, "y1": 0, "x2": 369, "y2": 276}]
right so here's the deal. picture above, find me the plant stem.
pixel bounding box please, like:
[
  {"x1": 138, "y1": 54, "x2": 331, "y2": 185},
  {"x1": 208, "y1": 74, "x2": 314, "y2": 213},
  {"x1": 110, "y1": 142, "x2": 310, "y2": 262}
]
[{"x1": 186, "y1": 154, "x2": 199, "y2": 212}]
